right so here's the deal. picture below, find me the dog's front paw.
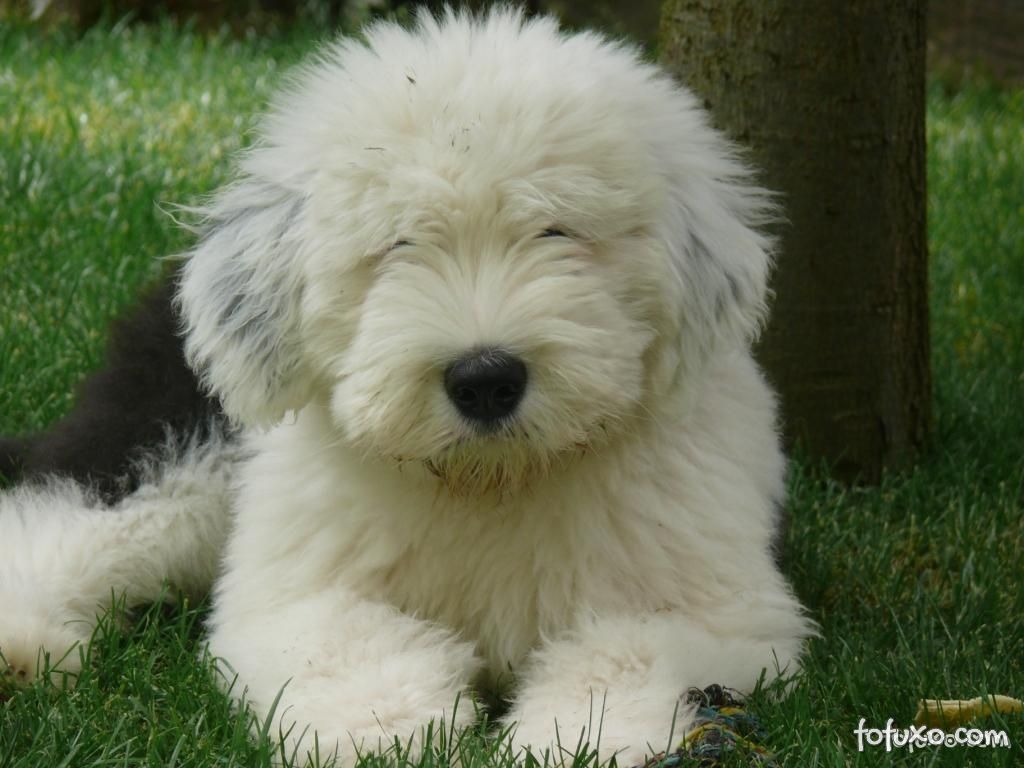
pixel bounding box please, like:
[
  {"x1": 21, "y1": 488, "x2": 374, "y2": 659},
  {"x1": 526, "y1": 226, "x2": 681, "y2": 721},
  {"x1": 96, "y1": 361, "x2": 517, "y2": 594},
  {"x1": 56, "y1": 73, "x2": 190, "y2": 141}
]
[
  {"x1": 227, "y1": 645, "x2": 480, "y2": 767},
  {"x1": 505, "y1": 700, "x2": 683, "y2": 768},
  {"x1": 277, "y1": 687, "x2": 477, "y2": 767},
  {"x1": 345, "y1": 701, "x2": 476, "y2": 765}
]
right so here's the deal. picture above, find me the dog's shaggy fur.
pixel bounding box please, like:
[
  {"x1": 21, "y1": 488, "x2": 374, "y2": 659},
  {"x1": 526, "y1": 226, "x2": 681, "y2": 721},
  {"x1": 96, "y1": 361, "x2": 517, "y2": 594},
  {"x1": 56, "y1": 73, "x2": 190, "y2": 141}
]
[
  {"x1": 0, "y1": 276, "x2": 224, "y2": 499},
  {"x1": 0, "y1": 9, "x2": 814, "y2": 766}
]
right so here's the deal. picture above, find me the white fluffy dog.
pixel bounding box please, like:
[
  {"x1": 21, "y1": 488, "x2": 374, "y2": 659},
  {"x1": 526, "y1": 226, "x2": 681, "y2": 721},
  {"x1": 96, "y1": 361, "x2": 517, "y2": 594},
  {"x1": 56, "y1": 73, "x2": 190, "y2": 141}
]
[{"x1": 0, "y1": 8, "x2": 814, "y2": 766}]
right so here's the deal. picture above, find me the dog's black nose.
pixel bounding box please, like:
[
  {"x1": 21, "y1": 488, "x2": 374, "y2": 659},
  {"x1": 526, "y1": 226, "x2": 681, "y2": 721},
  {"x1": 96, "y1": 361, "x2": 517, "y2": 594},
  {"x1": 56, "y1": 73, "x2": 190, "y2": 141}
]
[{"x1": 444, "y1": 350, "x2": 527, "y2": 425}]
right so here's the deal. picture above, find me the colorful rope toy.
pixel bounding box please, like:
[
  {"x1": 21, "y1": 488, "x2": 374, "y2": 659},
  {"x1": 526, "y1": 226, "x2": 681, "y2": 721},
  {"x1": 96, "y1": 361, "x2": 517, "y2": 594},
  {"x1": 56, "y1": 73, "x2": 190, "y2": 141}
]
[{"x1": 636, "y1": 685, "x2": 777, "y2": 768}]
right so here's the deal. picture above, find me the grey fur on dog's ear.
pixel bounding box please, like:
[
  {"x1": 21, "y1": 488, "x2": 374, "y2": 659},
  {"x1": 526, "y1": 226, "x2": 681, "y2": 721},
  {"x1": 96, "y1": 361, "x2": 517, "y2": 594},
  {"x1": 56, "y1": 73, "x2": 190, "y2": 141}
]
[
  {"x1": 676, "y1": 185, "x2": 775, "y2": 351},
  {"x1": 658, "y1": 150, "x2": 776, "y2": 370},
  {"x1": 637, "y1": 80, "x2": 776, "y2": 369},
  {"x1": 176, "y1": 179, "x2": 312, "y2": 427}
]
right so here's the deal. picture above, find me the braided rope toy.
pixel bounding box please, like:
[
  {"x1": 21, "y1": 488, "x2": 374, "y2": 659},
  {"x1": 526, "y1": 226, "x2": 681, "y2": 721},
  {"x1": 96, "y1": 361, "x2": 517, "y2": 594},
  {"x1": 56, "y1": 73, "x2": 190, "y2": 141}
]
[{"x1": 636, "y1": 686, "x2": 778, "y2": 768}]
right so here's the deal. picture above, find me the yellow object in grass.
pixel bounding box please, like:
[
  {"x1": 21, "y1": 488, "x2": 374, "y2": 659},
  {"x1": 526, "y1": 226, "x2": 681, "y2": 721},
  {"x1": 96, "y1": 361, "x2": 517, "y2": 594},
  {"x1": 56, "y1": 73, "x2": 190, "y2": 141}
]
[{"x1": 914, "y1": 695, "x2": 1023, "y2": 729}]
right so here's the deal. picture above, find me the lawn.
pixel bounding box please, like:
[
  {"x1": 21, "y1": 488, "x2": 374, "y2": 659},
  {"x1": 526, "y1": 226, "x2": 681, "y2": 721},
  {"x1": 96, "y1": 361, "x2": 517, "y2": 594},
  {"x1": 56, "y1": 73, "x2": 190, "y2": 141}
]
[{"x1": 1, "y1": 17, "x2": 1022, "y2": 768}]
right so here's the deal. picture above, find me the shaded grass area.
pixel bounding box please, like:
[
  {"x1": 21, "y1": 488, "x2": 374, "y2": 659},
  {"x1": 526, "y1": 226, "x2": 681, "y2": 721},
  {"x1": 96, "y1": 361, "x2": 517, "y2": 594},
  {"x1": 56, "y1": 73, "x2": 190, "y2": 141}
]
[{"x1": 1, "y1": 21, "x2": 1022, "y2": 768}]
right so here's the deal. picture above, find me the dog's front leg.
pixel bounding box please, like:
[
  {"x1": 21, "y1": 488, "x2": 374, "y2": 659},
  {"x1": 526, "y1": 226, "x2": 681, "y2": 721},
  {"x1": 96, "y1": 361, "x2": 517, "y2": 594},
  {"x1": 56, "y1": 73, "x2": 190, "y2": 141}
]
[
  {"x1": 206, "y1": 588, "x2": 481, "y2": 766},
  {"x1": 503, "y1": 611, "x2": 805, "y2": 766}
]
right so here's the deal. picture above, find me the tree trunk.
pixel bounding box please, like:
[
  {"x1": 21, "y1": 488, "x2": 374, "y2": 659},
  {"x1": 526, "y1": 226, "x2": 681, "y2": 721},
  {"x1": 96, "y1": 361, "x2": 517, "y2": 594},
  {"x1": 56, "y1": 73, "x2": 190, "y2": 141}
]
[{"x1": 659, "y1": 0, "x2": 930, "y2": 482}]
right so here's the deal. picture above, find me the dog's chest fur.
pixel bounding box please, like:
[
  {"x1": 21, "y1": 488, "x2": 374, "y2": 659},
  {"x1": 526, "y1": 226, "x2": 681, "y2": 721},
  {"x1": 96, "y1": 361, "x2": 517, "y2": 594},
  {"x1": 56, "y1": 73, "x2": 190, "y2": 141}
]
[
  {"x1": 234, "y1": 427, "x2": 632, "y2": 673},
  {"x1": 223, "y1": 357, "x2": 782, "y2": 685}
]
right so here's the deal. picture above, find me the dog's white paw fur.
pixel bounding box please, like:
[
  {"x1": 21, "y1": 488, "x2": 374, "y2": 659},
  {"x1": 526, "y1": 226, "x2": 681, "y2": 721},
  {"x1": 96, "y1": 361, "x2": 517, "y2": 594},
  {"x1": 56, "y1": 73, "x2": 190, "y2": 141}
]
[
  {"x1": 208, "y1": 590, "x2": 480, "y2": 765},
  {"x1": 504, "y1": 613, "x2": 805, "y2": 766}
]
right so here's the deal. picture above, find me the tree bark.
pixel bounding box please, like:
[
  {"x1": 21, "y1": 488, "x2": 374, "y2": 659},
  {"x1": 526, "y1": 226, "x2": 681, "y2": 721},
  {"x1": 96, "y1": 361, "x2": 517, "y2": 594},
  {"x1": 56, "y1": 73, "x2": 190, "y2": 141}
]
[{"x1": 660, "y1": 0, "x2": 930, "y2": 482}]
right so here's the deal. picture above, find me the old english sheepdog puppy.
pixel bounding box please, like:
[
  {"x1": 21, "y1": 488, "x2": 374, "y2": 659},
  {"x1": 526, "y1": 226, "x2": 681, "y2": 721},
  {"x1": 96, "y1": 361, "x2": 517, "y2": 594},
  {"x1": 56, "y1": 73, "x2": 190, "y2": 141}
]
[{"x1": 0, "y1": 8, "x2": 814, "y2": 766}]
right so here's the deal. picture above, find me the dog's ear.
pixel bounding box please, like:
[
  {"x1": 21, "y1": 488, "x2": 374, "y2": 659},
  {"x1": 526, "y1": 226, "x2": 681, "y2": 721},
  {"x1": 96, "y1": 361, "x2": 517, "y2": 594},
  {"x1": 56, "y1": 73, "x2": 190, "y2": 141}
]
[
  {"x1": 659, "y1": 155, "x2": 775, "y2": 368},
  {"x1": 176, "y1": 179, "x2": 313, "y2": 427}
]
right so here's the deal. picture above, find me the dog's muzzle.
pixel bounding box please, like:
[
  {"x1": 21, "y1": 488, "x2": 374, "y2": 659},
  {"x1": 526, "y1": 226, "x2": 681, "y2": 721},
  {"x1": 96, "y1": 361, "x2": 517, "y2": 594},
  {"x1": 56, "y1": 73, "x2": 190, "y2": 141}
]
[{"x1": 444, "y1": 349, "x2": 527, "y2": 426}]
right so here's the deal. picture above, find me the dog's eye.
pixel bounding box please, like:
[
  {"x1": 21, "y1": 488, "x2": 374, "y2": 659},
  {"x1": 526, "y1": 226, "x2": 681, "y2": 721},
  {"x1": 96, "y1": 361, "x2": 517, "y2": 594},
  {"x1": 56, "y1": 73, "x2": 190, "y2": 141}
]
[
  {"x1": 369, "y1": 239, "x2": 413, "y2": 263},
  {"x1": 539, "y1": 228, "x2": 567, "y2": 239}
]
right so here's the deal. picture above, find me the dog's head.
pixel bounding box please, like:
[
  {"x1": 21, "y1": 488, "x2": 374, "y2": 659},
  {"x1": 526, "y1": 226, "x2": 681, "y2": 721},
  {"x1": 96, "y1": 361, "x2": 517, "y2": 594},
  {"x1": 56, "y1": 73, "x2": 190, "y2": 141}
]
[{"x1": 178, "y1": 9, "x2": 773, "y2": 495}]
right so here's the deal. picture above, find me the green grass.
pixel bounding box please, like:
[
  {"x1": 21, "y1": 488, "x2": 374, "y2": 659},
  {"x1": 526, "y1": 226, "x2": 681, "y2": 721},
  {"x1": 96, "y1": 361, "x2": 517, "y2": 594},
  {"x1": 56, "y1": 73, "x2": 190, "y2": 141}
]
[{"x1": 1, "y1": 20, "x2": 1022, "y2": 768}]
